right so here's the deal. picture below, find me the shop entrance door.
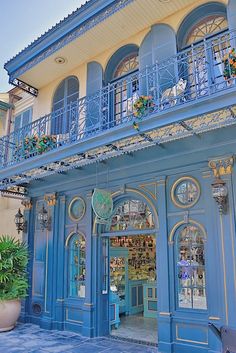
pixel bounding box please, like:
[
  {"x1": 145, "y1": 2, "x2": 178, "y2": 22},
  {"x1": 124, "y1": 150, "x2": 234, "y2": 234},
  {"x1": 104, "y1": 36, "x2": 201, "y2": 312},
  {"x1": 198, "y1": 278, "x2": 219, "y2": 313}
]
[
  {"x1": 97, "y1": 198, "x2": 159, "y2": 343},
  {"x1": 109, "y1": 234, "x2": 158, "y2": 345}
]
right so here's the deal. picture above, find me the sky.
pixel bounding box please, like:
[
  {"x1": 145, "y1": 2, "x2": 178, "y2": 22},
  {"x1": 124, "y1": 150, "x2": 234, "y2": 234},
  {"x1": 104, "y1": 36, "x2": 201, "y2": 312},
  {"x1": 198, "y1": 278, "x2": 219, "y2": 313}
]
[{"x1": 0, "y1": 0, "x2": 87, "y2": 92}]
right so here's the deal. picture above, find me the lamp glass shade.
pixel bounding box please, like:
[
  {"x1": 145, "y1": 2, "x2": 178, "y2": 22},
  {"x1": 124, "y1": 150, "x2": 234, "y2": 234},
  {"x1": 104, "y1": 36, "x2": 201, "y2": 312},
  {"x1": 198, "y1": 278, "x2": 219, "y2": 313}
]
[
  {"x1": 212, "y1": 182, "x2": 228, "y2": 198},
  {"x1": 14, "y1": 208, "x2": 24, "y2": 232}
]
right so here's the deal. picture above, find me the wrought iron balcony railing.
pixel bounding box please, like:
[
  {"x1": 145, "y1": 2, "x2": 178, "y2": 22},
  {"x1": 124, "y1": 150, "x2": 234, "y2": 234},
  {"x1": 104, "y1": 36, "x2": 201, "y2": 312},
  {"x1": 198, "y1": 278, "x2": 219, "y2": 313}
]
[{"x1": 0, "y1": 29, "x2": 236, "y2": 169}]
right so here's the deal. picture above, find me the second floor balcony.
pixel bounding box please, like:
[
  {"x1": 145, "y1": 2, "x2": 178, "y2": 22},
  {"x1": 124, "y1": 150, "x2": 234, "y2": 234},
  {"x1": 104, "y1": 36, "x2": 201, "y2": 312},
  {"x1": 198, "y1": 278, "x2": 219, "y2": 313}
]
[{"x1": 1, "y1": 29, "x2": 236, "y2": 187}]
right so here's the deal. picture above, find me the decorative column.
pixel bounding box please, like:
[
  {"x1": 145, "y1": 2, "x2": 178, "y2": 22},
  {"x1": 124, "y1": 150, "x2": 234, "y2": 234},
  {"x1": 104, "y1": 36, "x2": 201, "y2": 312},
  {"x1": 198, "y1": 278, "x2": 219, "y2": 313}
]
[
  {"x1": 156, "y1": 176, "x2": 173, "y2": 353},
  {"x1": 20, "y1": 198, "x2": 33, "y2": 322},
  {"x1": 42, "y1": 193, "x2": 57, "y2": 328},
  {"x1": 54, "y1": 195, "x2": 66, "y2": 330},
  {"x1": 208, "y1": 157, "x2": 236, "y2": 328},
  {"x1": 83, "y1": 191, "x2": 95, "y2": 337}
]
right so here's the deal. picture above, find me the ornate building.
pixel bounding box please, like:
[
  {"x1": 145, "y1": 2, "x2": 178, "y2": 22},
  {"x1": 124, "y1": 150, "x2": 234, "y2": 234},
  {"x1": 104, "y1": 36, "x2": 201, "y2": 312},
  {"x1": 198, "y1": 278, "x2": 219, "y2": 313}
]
[{"x1": 1, "y1": 1, "x2": 236, "y2": 352}]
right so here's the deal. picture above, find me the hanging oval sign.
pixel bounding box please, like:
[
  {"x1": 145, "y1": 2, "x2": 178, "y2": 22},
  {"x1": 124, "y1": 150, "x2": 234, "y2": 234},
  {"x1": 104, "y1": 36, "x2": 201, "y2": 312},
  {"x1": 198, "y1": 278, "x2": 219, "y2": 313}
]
[{"x1": 92, "y1": 188, "x2": 113, "y2": 220}]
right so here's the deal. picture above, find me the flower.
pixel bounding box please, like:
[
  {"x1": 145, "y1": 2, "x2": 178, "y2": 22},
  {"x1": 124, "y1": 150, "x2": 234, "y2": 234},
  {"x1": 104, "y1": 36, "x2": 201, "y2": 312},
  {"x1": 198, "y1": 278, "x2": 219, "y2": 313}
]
[{"x1": 223, "y1": 48, "x2": 236, "y2": 80}]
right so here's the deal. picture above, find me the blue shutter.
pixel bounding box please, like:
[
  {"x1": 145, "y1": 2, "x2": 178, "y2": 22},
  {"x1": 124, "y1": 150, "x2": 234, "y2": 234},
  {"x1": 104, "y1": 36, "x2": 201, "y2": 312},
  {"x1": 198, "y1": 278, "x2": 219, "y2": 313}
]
[
  {"x1": 139, "y1": 24, "x2": 177, "y2": 94},
  {"x1": 14, "y1": 115, "x2": 22, "y2": 131},
  {"x1": 52, "y1": 77, "x2": 79, "y2": 134},
  {"x1": 86, "y1": 62, "x2": 103, "y2": 130},
  {"x1": 227, "y1": 0, "x2": 236, "y2": 31},
  {"x1": 22, "y1": 109, "x2": 31, "y2": 127}
]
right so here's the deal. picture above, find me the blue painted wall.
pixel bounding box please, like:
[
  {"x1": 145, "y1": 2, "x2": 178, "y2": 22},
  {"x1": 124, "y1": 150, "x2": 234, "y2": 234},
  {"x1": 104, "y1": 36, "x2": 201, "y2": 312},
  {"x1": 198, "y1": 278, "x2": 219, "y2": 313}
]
[{"x1": 20, "y1": 123, "x2": 236, "y2": 353}]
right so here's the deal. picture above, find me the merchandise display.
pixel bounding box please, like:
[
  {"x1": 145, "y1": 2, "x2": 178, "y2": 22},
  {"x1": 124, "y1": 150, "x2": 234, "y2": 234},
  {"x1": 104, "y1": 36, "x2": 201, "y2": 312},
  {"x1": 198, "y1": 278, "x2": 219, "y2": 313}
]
[
  {"x1": 109, "y1": 234, "x2": 156, "y2": 323},
  {"x1": 110, "y1": 235, "x2": 156, "y2": 281}
]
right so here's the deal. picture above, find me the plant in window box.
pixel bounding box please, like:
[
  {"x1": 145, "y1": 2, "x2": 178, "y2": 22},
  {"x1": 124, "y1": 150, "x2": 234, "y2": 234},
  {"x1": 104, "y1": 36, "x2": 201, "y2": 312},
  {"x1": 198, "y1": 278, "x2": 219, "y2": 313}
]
[
  {"x1": 223, "y1": 48, "x2": 236, "y2": 81},
  {"x1": 0, "y1": 235, "x2": 29, "y2": 332},
  {"x1": 14, "y1": 135, "x2": 38, "y2": 160},
  {"x1": 37, "y1": 135, "x2": 57, "y2": 154},
  {"x1": 132, "y1": 96, "x2": 155, "y2": 130}
]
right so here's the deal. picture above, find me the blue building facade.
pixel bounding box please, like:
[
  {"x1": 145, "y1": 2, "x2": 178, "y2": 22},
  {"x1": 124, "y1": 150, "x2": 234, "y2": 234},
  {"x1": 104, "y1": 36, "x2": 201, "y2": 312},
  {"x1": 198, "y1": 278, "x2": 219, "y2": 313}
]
[{"x1": 1, "y1": 1, "x2": 236, "y2": 352}]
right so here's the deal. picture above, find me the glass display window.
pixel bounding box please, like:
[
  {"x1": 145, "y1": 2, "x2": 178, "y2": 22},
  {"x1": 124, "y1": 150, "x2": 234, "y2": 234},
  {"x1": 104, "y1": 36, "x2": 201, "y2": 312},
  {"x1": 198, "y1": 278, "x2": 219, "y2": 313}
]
[
  {"x1": 67, "y1": 233, "x2": 86, "y2": 298},
  {"x1": 110, "y1": 199, "x2": 155, "y2": 231},
  {"x1": 171, "y1": 177, "x2": 200, "y2": 208},
  {"x1": 175, "y1": 224, "x2": 207, "y2": 310}
]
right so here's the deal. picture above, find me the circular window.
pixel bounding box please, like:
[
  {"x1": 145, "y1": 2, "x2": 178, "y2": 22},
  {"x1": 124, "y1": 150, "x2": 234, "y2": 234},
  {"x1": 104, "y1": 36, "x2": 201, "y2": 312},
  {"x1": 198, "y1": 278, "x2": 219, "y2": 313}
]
[
  {"x1": 171, "y1": 177, "x2": 200, "y2": 208},
  {"x1": 68, "y1": 197, "x2": 86, "y2": 222}
]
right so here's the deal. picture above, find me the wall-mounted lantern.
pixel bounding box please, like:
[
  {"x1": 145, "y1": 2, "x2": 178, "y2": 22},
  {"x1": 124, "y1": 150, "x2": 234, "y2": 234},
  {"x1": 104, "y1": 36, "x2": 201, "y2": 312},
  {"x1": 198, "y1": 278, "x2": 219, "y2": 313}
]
[
  {"x1": 14, "y1": 208, "x2": 27, "y2": 234},
  {"x1": 211, "y1": 176, "x2": 228, "y2": 215},
  {"x1": 38, "y1": 205, "x2": 51, "y2": 231}
]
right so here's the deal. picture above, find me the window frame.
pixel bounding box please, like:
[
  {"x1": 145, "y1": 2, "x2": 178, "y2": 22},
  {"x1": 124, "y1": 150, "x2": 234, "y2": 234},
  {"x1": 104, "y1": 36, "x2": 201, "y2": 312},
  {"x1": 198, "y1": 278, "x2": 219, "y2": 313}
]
[
  {"x1": 13, "y1": 107, "x2": 32, "y2": 132},
  {"x1": 66, "y1": 231, "x2": 86, "y2": 299},
  {"x1": 174, "y1": 222, "x2": 207, "y2": 312}
]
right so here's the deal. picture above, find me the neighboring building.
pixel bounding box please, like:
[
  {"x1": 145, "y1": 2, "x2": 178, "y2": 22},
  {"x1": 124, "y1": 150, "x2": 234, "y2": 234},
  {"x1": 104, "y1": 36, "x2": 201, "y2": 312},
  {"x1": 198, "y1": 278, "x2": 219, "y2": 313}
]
[
  {"x1": 1, "y1": 1, "x2": 236, "y2": 352},
  {"x1": 0, "y1": 91, "x2": 24, "y2": 239}
]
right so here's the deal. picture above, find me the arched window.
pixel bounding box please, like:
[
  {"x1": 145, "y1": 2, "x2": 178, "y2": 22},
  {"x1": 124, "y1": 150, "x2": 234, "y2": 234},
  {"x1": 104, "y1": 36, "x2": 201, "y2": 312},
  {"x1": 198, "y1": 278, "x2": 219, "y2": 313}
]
[
  {"x1": 186, "y1": 15, "x2": 228, "y2": 46},
  {"x1": 105, "y1": 45, "x2": 139, "y2": 126},
  {"x1": 113, "y1": 53, "x2": 139, "y2": 80},
  {"x1": 110, "y1": 199, "x2": 154, "y2": 232},
  {"x1": 175, "y1": 223, "x2": 207, "y2": 310},
  {"x1": 68, "y1": 233, "x2": 86, "y2": 298},
  {"x1": 52, "y1": 76, "x2": 79, "y2": 134},
  {"x1": 177, "y1": 3, "x2": 228, "y2": 49},
  {"x1": 177, "y1": 3, "x2": 228, "y2": 99}
]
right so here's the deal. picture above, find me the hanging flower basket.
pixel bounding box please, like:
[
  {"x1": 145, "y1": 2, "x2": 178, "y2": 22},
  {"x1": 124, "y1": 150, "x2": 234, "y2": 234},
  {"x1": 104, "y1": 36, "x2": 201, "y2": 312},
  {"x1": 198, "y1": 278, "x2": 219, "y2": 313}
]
[
  {"x1": 223, "y1": 48, "x2": 236, "y2": 80},
  {"x1": 132, "y1": 95, "x2": 155, "y2": 131},
  {"x1": 133, "y1": 95, "x2": 155, "y2": 118}
]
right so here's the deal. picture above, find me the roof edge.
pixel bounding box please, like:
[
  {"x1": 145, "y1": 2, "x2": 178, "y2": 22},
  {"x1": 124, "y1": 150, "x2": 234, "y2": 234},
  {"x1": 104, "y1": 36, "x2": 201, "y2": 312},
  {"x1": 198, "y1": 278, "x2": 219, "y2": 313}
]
[{"x1": 4, "y1": 0, "x2": 127, "y2": 79}]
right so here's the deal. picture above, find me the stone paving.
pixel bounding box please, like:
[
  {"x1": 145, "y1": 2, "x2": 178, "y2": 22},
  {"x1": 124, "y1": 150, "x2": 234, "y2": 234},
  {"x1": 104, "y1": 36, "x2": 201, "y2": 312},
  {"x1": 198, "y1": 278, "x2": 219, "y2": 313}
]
[{"x1": 0, "y1": 323, "x2": 159, "y2": 353}]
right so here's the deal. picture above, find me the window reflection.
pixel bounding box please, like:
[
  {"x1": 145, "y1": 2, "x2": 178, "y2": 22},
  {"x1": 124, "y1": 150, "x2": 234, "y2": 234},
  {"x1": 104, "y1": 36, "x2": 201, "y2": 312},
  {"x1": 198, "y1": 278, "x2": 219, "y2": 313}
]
[
  {"x1": 176, "y1": 224, "x2": 207, "y2": 310},
  {"x1": 68, "y1": 233, "x2": 86, "y2": 298},
  {"x1": 175, "y1": 179, "x2": 199, "y2": 206},
  {"x1": 110, "y1": 200, "x2": 154, "y2": 231}
]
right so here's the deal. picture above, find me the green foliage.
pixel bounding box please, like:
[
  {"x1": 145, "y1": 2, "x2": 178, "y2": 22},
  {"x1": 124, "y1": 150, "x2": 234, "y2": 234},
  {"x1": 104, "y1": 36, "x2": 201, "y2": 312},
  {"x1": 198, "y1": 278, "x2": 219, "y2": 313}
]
[{"x1": 0, "y1": 235, "x2": 29, "y2": 300}]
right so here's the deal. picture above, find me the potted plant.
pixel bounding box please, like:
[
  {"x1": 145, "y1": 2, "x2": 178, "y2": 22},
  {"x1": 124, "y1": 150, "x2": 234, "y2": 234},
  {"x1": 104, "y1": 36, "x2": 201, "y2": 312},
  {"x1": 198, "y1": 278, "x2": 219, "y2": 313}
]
[
  {"x1": 133, "y1": 95, "x2": 155, "y2": 118},
  {"x1": 0, "y1": 235, "x2": 28, "y2": 332},
  {"x1": 223, "y1": 48, "x2": 236, "y2": 81},
  {"x1": 14, "y1": 134, "x2": 57, "y2": 160}
]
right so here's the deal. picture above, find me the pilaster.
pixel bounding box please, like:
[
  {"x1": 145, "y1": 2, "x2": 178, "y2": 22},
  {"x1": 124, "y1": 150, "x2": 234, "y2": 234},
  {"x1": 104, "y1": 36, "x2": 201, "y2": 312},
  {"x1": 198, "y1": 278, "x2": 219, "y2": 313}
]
[
  {"x1": 208, "y1": 156, "x2": 236, "y2": 328},
  {"x1": 156, "y1": 176, "x2": 173, "y2": 353}
]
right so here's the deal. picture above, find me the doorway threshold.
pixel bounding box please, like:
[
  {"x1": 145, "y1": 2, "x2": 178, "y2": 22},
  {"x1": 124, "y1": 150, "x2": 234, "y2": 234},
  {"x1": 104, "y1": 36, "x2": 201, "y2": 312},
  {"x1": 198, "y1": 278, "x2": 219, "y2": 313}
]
[{"x1": 108, "y1": 334, "x2": 158, "y2": 347}]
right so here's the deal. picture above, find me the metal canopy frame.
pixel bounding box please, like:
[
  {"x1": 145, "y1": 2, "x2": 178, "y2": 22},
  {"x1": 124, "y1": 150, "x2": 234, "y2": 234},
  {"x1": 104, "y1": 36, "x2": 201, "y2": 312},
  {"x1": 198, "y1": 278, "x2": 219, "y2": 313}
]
[{"x1": 0, "y1": 105, "x2": 235, "y2": 190}]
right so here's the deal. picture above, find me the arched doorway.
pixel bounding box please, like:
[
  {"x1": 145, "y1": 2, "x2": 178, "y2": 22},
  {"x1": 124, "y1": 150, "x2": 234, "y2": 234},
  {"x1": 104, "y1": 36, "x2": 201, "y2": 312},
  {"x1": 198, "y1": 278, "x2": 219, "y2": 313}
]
[{"x1": 97, "y1": 191, "x2": 159, "y2": 344}]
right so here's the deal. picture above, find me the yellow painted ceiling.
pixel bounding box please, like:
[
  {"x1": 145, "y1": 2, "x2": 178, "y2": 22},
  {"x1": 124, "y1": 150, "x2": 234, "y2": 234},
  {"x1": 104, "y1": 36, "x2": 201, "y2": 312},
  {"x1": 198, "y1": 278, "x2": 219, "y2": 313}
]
[{"x1": 19, "y1": 0, "x2": 221, "y2": 88}]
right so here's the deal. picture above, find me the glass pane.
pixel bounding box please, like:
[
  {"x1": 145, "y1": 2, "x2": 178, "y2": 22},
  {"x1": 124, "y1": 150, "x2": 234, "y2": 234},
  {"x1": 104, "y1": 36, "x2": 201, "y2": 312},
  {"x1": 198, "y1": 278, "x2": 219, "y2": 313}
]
[
  {"x1": 186, "y1": 16, "x2": 228, "y2": 46},
  {"x1": 102, "y1": 238, "x2": 109, "y2": 294},
  {"x1": 193, "y1": 287, "x2": 207, "y2": 309},
  {"x1": 176, "y1": 224, "x2": 207, "y2": 310},
  {"x1": 114, "y1": 53, "x2": 139, "y2": 79},
  {"x1": 69, "y1": 234, "x2": 86, "y2": 298},
  {"x1": 175, "y1": 179, "x2": 199, "y2": 206},
  {"x1": 110, "y1": 200, "x2": 154, "y2": 231},
  {"x1": 178, "y1": 287, "x2": 192, "y2": 308},
  {"x1": 67, "y1": 77, "x2": 79, "y2": 96}
]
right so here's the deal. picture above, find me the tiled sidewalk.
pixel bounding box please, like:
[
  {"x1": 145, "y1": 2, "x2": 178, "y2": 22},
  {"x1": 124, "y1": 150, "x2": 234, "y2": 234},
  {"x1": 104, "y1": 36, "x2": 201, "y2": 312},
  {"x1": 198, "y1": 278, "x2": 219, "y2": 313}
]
[{"x1": 0, "y1": 323, "x2": 159, "y2": 353}]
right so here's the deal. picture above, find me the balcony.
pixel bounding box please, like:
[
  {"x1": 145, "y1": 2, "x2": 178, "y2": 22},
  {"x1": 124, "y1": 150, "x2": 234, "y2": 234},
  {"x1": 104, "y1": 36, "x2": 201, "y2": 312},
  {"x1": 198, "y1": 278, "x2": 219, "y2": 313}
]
[{"x1": 1, "y1": 29, "x2": 236, "y2": 188}]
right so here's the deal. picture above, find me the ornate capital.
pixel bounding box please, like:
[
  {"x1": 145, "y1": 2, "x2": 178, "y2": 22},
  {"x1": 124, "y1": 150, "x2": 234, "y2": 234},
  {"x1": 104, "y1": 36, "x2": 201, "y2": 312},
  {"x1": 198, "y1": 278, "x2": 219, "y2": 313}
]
[
  {"x1": 208, "y1": 156, "x2": 234, "y2": 176},
  {"x1": 21, "y1": 199, "x2": 32, "y2": 210},
  {"x1": 44, "y1": 193, "x2": 57, "y2": 206}
]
